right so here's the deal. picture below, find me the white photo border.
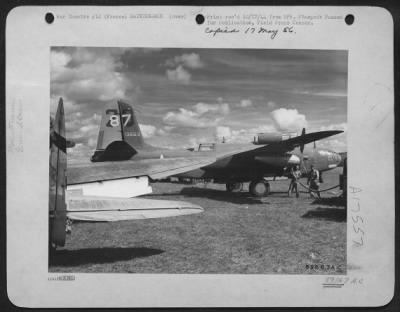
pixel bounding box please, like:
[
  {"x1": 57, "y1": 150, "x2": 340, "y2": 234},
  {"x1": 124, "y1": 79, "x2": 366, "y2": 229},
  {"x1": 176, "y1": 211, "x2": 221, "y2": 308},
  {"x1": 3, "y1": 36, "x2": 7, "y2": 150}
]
[{"x1": 6, "y1": 6, "x2": 394, "y2": 307}]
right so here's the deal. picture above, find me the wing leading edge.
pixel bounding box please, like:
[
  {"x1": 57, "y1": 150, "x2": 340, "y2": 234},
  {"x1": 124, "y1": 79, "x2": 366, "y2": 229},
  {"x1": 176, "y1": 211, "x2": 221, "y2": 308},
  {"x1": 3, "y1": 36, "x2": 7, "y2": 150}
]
[
  {"x1": 245, "y1": 130, "x2": 343, "y2": 155},
  {"x1": 214, "y1": 130, "x2": 344, "y2": 159}
]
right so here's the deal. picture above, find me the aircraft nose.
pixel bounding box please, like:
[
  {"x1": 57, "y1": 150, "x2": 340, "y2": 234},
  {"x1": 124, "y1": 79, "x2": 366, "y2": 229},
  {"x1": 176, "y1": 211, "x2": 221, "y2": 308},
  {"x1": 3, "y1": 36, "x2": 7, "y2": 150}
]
[
  {"x1": 328, "y1": 151, "x2": 341, "y2": 168},
  {"x1": 335, "y1": 152, "x2": 341, "y2": 165}
]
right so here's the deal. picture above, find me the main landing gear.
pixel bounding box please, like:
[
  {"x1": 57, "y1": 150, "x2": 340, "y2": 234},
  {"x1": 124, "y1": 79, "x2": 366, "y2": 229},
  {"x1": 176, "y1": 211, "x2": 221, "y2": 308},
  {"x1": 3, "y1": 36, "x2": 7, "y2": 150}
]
[
  {"x1": 225, "y1": 180, "x2": 270, "y2": 197},
  {"x1": 249, "y1": 180, "x2": 270, "y2": 197}
]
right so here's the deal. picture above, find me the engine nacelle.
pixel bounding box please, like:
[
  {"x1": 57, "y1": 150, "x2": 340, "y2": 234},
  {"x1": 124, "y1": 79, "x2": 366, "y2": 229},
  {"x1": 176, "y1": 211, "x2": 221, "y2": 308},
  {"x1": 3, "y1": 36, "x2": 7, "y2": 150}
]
[
  {"x1": 253, "y1": 132, "x2": 298, "y2": 145},
  {"x1": 254, "y1": 154, "x2": 300, "y2": 167}
]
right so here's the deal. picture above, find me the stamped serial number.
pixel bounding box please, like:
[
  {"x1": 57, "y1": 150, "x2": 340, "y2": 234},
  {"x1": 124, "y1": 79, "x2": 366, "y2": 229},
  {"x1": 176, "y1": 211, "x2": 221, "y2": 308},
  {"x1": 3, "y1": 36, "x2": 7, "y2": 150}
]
[
  {"x1": 48, "y1": 275, "x2": 75, "y2": 281},
  {"x1": 305, "y1": 264, "x2": 343, "y2": 272}
]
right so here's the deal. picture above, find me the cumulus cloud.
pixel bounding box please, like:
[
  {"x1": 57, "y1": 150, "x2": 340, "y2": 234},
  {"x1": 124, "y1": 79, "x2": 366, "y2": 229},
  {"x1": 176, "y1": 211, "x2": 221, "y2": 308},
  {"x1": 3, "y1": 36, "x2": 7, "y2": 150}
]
[
  {"x1": 166, "y1": 65, "x2": 191, "y2": 84},
  {"x1": 215, "y1": 126, "x2": 232, "y2": 142},
  {"x1": 65, "y1": 113, "x2": 101, "y2": 145},
  {"x1": 214, "y1": 124, "x2": 276, "y2": 143},
  {"x1": 194, "y1": 102, "x2": 230, "y2": 115},
  {"x1": 139, "y1": 124, "x2": 157, "y2": 138},
  {"x1": 250, "y1": 124, "x2": 277, "y2": 134},
  {"x1": 238, "y1": 99, "x2": 253, "y2": 108},
  {"x1": 163, "y1": 108, "x2": 222, "y2": 128},
  {"x1": 67, "y1": 143, "x2": 93, "y2": 161},
  {"x1": 270, "y1": 108, "x2": 308, "y2": 131},
  {"x1": 163, "y1": 102, "x2": 230, "y2": 128},
  {"x1": 317, "y1": 138, "x2": 347, "y2": 152},
  {"x1": 319, "y1": 122, "x2": 347, "y2": 132},
  {"x1": 51, "y1": 51, "x2": 72, "y2": 81},
  {"x1": 50, "y1": 48, "x2": 132, "y2": 104},
  {"x1": 166, "y1": 53, "x2": 204, "y2": 69},
  {"x1": 165, "y1": 53, "x2": 204, "y2": 84},
  {"x1": 155, "y1": 127, "x2": 168, "y2": 136},
  {"x1": 267, "y1": 101, "x2": 276, "y2": 110}
]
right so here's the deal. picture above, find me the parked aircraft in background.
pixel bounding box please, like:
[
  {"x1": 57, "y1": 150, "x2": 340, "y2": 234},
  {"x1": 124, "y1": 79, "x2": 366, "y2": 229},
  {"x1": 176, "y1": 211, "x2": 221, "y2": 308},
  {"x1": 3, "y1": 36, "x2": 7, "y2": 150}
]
[
  {"x1": 49, "y1": 99, "x2": 203, "y2": 251},
  {"x1": 81, "y1": 99, "x2": 342, "y2": 197}
]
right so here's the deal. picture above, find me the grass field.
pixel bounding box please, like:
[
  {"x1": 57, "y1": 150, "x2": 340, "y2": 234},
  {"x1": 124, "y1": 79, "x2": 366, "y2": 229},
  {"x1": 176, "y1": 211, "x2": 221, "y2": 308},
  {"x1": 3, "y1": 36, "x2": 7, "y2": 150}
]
[{"x1": 50, "y1": 168, "x2": 346, "y2": 274}]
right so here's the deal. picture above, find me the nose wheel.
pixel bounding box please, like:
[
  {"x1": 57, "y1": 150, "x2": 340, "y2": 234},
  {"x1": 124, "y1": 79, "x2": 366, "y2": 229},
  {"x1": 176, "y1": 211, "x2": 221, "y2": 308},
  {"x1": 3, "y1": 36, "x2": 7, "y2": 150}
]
[{"x1": 249, "y1": 180, "x2": 270, "y2": 197}]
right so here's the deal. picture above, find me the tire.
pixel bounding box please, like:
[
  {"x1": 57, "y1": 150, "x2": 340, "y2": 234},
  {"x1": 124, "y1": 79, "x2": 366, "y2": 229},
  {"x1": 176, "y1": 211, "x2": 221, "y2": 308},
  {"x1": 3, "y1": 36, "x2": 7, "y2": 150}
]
[{"x1": 249, "y1": 180, "x2": 270, "y2": 197}]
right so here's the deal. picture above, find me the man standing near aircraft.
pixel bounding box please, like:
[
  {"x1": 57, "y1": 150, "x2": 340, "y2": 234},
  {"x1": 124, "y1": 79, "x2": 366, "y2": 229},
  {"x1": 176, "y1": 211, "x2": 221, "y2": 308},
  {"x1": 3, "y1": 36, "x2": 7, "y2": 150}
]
[
  {"x1": 288, "y1": 165, "x2": 301, "y2": 198},
  {"x1": 308, "y1": 165, "x2": 321, "y2": 198}
]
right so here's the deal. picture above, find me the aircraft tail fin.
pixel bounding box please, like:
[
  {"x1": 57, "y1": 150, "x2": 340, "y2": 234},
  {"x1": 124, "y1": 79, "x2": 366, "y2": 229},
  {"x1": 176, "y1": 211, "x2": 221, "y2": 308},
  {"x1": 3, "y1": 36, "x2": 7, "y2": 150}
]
[{"x1": 91, "y1": 100, "x2": 145, "y2": 162}]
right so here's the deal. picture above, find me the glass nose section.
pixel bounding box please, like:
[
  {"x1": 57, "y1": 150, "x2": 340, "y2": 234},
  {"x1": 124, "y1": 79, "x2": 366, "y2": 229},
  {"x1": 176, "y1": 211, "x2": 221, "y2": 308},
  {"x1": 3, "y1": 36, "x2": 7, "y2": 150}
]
[{"x1": 326, "y1": 151, "x2": 341, "y2": 168}]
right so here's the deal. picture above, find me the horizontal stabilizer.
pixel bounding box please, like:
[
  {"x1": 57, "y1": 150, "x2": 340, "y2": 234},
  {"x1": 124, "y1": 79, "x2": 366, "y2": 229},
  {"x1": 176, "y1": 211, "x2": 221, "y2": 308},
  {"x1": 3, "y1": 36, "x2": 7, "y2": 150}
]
[{"x1": 67, "y1": 196, "x2": 203, "y2": 221}]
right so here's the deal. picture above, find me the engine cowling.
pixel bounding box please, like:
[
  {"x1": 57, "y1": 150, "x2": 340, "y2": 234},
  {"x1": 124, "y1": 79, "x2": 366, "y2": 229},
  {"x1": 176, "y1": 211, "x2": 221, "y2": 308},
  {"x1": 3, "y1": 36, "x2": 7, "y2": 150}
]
[{"x1": 253, "y1": 132, "x2": 298, "y2": 145}]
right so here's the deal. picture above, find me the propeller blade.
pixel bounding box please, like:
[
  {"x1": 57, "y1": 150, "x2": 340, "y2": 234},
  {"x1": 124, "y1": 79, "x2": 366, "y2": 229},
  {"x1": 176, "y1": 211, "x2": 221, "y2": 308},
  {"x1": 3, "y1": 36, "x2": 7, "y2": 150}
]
[{"x1": 300, "y1": 128, "x2": 305, "y2": 154}]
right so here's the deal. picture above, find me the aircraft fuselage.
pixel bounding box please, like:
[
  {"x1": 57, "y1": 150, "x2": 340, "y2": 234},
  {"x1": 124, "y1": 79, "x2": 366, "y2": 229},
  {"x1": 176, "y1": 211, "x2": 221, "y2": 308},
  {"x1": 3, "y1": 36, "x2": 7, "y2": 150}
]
[{"x1": 130, "y1": 143, "x2": 341, "y2": 183}]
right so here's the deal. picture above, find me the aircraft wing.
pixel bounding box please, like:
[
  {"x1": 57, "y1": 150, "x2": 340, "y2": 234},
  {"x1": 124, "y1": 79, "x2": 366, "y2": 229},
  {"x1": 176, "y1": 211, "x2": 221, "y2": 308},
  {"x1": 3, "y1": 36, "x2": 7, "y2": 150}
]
[
  {"x1": 68, "y1": 130, "x2": 343, "y2": 186},
  {"x1": 215, "y1": 130, "x2": 344, "y2": 159},
  {"x1": 67, "y1": 156, "x2": 216, "y2": 185},
  {"x1": 67, "y1": 195, "x2": 203, "y2": 221},
  {"x1": 278, "y1": 130, "x2": 344, "y2": 151}
]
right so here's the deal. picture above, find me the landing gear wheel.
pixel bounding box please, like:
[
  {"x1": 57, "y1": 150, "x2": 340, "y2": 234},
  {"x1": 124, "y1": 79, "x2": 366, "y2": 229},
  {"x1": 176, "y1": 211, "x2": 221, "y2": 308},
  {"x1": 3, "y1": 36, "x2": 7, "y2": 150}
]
[
  {"x1": 249, "y1": 180, "x2": 270, "y2": 197},
  {"x1": 226, "y1": 182, "x2": 243, "y2": 192}
]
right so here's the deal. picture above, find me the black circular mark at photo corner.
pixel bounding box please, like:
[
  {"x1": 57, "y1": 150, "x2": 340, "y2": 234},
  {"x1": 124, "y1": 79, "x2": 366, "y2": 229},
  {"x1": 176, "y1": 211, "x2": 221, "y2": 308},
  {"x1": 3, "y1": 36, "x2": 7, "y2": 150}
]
[
  {"x1": 345, "y1": 14, "x2": 355, "y2": 26},
  {"x1": 45, "y1": 12, "x2": 55, "y2": 24},
  {"x1": 195, "y1": 14, "x2": 205, "y2": 25}
]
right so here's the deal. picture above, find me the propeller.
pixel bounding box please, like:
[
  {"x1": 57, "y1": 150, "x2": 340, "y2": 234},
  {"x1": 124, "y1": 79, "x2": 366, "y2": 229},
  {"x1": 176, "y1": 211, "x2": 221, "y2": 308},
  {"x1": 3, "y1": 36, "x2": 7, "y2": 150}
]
[
  {"x1": 299, "y1": 128, "x2": 308, "y2": 175},
  {"x1": 300, "y1": 128, "x2": 305, "y2": 153}
]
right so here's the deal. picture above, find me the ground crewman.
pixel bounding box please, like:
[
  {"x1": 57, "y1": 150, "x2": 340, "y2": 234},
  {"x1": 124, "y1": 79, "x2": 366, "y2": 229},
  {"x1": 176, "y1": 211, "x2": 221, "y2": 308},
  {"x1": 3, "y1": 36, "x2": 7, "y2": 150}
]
[
  {"x1": 288, "y1": 165, "x2": 301, "y2": 197},
  {"x1": 307, "y1": 165, "x2": 321, "y2": 198}
]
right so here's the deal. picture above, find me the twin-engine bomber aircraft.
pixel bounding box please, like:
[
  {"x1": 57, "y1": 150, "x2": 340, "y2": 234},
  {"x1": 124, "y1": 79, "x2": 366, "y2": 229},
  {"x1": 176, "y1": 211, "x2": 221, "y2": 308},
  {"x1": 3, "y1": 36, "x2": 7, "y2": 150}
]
[{"x1": 67, "y1": 98, "x2": 343, "y2": 198}]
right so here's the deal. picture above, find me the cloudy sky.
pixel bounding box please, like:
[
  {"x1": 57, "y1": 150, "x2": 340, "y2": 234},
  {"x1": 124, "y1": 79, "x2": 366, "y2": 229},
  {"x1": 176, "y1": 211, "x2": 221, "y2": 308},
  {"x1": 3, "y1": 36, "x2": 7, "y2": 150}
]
[{"x1": 50, "y1": 47, "x2": 347, "y2": 159}]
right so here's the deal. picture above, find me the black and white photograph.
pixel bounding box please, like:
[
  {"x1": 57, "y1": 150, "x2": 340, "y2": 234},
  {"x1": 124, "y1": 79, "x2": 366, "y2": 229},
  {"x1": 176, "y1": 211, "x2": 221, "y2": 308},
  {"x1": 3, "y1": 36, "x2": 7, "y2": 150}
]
[
  {"x1": 49, "y1": 47, "x2": 347, "y2": 274},
  {"x1": 6, "y1": 6, "x2": 394, "y2": 307}
]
